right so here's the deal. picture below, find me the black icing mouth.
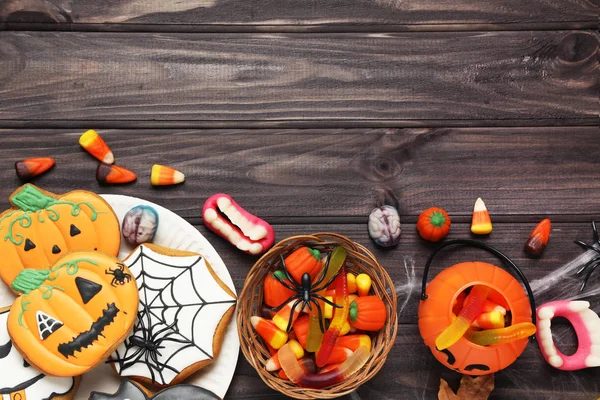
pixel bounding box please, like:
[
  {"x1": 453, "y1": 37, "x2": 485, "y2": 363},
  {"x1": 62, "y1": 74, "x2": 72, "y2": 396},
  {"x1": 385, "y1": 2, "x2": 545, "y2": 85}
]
[{"x1": 58, "y1": 303, "x2": 120, "y2": 358}]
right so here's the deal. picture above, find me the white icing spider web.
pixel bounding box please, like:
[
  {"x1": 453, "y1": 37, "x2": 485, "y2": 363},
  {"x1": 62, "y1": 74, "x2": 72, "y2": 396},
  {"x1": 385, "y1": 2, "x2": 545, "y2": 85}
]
[{"x1": 110, "y1": 246, "x2": 236, "y2": 385}]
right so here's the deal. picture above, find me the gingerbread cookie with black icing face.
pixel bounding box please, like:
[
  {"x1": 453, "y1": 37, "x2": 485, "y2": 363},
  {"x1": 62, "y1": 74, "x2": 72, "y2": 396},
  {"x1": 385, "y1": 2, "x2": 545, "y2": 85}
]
[
  {"x1": 0, "y1": 307, "x2": 80, "y2": 400},
  {"x1": 110, "y1": 244, "x2": 237, "y2": 387},
  {"x1": 7, "y1": 251, "x2": 139, "y2": 377},
  {"x1": 0, "y1": 184, "x2": 121, "y2": 288},
  {"x1": 89, "y1": 380, "x2": 220, "y2": 400}
]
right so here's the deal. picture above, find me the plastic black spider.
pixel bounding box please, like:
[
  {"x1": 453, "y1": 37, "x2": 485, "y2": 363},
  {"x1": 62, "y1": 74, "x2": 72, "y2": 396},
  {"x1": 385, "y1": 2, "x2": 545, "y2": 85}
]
[
  {"x1": 574, "y1": 221, "x2": 600, "y2": 292},
  {"x1": 272, "y1": 253, "x2": 343, "y2": 333},
  {"x1": 108, "y1": 313, "x2": 191, "y2": 383},
  {"x1": 105, "y1": 262, "x2": 132, "y2": 286}
]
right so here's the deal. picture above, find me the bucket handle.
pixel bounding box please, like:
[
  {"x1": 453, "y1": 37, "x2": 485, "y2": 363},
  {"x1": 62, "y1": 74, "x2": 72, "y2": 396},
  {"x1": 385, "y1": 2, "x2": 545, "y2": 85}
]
[{"x1": 420, "y1": 239, "x2": 537, "y2": 326}]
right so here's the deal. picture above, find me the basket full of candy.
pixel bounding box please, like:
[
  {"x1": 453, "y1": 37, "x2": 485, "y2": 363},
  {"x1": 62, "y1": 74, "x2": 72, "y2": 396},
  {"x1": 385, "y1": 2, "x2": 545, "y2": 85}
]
[{"x1": 237, "y1": 233, "x2": 397, "y2": 399}]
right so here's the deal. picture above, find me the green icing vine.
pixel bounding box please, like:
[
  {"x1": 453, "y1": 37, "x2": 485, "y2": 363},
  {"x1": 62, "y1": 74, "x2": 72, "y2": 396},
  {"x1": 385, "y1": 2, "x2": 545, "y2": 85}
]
[
  {"x1": 0, "y1": 185, "x2": 104, "y2": 245},
  {"x1": 13, "y1": 257, "x2": 99, "y2": 328}
]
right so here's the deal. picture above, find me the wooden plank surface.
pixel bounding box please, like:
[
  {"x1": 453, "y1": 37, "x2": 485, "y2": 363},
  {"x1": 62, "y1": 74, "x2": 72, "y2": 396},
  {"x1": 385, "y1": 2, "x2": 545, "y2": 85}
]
[
  {"x1": 0, "y1": 31, "x2": 598, "y2": 126},
  {"x1": 1, "y1": 127, "x2": 599, "y2": 221},
  {"x1": 1, "y1": 0, "x2": 597, "y2": 30}
]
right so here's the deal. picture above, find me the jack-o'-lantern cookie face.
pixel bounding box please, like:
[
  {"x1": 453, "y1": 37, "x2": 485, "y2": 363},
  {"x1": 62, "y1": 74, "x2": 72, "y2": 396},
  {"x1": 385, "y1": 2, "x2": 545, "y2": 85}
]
[
  {"x1": 7, "y1": 252, "x2": 139, "y2": 377},
  {"x1": 0, "y1": 184, "x2": 120, "y2": 287}
]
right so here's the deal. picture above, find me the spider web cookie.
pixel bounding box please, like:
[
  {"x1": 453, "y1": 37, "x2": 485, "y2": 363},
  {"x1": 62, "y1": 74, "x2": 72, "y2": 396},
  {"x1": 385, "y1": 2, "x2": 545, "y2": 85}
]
[{"x1": 109, "y1": 244, "x2": 237, "y2": 386}]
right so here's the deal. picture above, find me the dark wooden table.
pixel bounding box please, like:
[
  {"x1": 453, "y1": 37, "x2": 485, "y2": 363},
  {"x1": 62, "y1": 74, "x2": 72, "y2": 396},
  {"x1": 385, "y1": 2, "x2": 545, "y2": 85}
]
[{"x1": 1, "y1": 1, "x2": 599, "y2": 399}]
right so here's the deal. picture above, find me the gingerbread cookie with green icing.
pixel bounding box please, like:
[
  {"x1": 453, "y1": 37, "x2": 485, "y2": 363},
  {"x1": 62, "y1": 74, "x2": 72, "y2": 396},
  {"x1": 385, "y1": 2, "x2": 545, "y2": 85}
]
[
  {"x1": 0, "y1": 184, "x2": 121, "y2": 288},
  {"x1": 7, "y1": 251, "x2": 139, "y2": 377}
]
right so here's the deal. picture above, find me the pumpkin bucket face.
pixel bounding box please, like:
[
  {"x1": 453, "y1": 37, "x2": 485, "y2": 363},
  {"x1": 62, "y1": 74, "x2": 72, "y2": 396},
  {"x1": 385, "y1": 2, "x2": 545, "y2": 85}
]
[
  {"x1": 0, "y1": 185, "x2": 121, "y2": 287},
  {"x1": 418, "y1": 261, "x2": 532, "y2": 375},
  {"x1": 7, "y1": 252, "x2": 139, "y2": 377}
]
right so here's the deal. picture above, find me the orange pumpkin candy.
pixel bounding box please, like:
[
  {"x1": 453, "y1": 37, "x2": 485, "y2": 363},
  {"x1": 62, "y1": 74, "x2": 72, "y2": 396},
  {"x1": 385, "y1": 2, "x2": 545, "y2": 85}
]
[
  {"x1": 7, "y1": 251, "x2": 139, "y2": 377},
  {"x1": 0, "y1": 184, "x2": 120, "y2": 287}
]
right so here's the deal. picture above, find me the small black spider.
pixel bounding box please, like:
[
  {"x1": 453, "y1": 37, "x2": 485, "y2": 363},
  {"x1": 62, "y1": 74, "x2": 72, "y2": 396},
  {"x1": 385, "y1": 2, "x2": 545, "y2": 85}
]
[
  {"x1": 108, "y1": 314, "x2": 189, "y2": 383},
  {"x1": 272, "y1": 252, "x2": 343, "y2": 333},
  {"x1": 105, "y1": 263, "x2": 132, "y2": 286},
  {"x1": 574, "y1": 221, "x2": 600, "y2": 292}
]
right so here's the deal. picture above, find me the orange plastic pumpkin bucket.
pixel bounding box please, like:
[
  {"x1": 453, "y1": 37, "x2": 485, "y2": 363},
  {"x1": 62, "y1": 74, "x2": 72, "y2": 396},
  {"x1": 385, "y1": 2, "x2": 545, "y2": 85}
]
[{"x1": 418, "y1": 239, "x2": 536, "y2": 375}]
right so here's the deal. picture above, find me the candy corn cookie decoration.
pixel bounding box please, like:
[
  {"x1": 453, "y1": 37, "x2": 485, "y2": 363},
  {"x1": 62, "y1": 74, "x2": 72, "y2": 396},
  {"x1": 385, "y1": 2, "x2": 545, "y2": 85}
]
[
  {"x1": 96, "y1": 164, "x2": 137, "y2": 184},
  {"x1": 471, "y1": 198, "x2": 492, "y2": 235},
  {"x1": 151, "y1": 164, "x2": 185, "y2": 186},
  {"x1": 14, "y1": 157, "x2": 55, "y2": 181},
  {"x1": 79, "y1": 130, "x2": 114, "y2": 164},
  {"x1": 524, "y1": 218, "x2": 551, "y2": 257}
]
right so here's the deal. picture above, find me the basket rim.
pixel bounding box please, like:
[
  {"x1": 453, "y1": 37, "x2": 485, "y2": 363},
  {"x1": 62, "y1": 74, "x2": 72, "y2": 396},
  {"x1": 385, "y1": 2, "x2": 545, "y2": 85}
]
[{"x1": 237, "y1": 233, "x2": 398, "y2": 399}]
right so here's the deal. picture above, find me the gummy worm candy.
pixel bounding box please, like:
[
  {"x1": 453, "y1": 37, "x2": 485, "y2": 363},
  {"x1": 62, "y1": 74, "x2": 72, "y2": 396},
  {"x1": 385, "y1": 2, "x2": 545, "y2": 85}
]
[
  {"x1": 279, "y1": 343, "x2": 370, "y2": 389},
  {"x1": 316, "y1": 263, "x2": 350, "y2": 367},
  {"x1": 465, "y1": 322, "x2": 536, "y2": 346},
  {"x1": 306, "y1": 246, "x2": 347, "y2": 352},
  {"x1": 435, "y1": 285, "x2": 490, "y2": 350},
  {"x1": 203, "y1": 193, "x2": 275, "y2": 255}
]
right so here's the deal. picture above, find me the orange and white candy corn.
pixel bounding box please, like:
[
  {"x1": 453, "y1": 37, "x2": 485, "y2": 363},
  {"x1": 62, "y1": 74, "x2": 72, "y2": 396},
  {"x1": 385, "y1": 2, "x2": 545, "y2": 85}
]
[
  {"x1": 471, "y1": 197, "x2": 493, "y2": 235},
  {"x1": 151, "y1": 164, "x2": 185, "y2": 186},
  {"x1": 266, "y1": 340, "x2": 304, "y2": 371},
  {"x1": 250, "y1": 316, "x2": 288, "y2": 349},
  {"x1": 96, "y1": 163, "x2": 137, "y2": 184},
  {"x1": 79, "y1": 130, "x2": 114, "y2": 164},
  {"x1": 14, "y1": 158, "x2": 55, "y2": 181}
]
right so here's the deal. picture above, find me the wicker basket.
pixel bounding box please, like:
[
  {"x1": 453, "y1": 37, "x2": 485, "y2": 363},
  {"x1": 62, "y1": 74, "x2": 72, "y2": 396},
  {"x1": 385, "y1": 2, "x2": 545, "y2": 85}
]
[{"x1": 237, "y1": 233, "x2": 398, "y2": 399}]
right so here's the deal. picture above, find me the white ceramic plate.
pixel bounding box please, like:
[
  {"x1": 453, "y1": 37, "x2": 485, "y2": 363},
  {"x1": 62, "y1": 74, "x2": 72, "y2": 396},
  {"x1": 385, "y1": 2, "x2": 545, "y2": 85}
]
[{"x1": 0, "y1": 195, "x2": 239, "y2": 399}]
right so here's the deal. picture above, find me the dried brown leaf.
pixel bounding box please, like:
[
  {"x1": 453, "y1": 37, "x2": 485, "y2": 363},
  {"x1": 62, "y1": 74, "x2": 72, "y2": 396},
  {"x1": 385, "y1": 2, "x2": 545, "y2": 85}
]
[
  {"x1": 456, "y1": 374, "x2": 495, "y2": 400},
  {"x1": 438, "y1": 375, "x2": 495, "y2": 400},
  {"x1": 438, "y1": 378, "x2": 458, "y2": 400}
]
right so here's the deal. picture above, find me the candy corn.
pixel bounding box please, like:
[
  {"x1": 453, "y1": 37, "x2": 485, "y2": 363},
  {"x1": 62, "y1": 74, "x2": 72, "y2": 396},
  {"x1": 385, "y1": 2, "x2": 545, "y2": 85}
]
[
  {"x1": 79, "y1": 130, "x2": 114, "y2": 164},
  {"x1": 347, "y1": 273, "x2": 357, "y2": 294},
  {"x1": 96, "y1": 163, "x2": 137, "y2": 184},
  {"x1": 471, "y1": 198, "x2": 493, "y2": 235},
  {"x1": 472, "y1": 310, "x2": 505, "y2": 329},
  {"x1": 250, "y1": 316, "x2": 288, "y2": 350},
  {"x1": 272, "y1": 300, "x2": 305, "y2": 332},
  {"x1": 323, "y1": 346, "x2": 352, "y2": 365},
  {"x1": 524, "y1": 218, "x2": 551, "y2": 257},
  {"x1": 151, "y1": 164, "x2": 185, "y2": 186},
  {"x1": 14, "y1": 158, "x2": 55, "y2": 181},
  {"x1": 266, "y1": 340, "x2": 304, "y2": 371},
  {"x1": 337, "y1": 334, "x2": 372, "y2": 352},
  {"x1": 356, "y1": 273, "x2": 372, "y2": 297}
]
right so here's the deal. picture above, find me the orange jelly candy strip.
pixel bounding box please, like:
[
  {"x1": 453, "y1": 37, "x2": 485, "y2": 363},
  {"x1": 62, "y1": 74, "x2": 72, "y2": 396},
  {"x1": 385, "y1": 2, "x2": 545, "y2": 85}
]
[
  {"x1": 279, "y1": 343, "x2": 370, "y2": 389},
  {"x1": 435, "y1": 285, "x2": 490, "y2": 350},
  {"x1": 466, "y1": 322, "x2": 536, "y2": 346}
]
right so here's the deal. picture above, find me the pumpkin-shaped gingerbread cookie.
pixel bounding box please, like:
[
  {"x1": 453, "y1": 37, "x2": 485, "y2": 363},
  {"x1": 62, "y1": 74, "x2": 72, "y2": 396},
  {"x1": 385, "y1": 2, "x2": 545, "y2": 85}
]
[
  {"x1": 7, "y1": 251, "x2": 139, "y2": 377},
  {"x1": 0, "y1": 184, "x2": 121, "y2": 287}
]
